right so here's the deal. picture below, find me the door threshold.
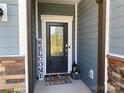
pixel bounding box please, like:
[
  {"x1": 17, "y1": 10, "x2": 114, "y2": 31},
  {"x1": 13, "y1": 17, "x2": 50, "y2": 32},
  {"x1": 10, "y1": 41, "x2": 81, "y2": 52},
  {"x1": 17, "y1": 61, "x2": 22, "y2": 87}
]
[{"x1": 46, "y1": 72, "x2": 69, "y2": 76}]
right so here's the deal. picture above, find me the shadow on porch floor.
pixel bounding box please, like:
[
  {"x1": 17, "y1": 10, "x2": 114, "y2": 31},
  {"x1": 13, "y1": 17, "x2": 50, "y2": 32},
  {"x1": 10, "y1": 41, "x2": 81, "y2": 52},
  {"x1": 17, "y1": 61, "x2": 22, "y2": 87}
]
[{"x1": 34, "y1": 80, "x2": 92, "y2": 93}]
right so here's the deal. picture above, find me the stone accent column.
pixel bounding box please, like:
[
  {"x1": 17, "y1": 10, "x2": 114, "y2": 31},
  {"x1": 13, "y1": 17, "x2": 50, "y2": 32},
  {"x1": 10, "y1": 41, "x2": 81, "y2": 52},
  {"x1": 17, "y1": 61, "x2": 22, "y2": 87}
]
[{"x1": 107, "y1": 55, "x2": 124, "y2": 93}]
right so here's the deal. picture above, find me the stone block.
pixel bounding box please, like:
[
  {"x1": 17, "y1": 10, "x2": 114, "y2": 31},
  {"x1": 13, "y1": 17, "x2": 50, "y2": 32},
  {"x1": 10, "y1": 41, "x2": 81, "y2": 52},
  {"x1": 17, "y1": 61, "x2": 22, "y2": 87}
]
[
  {"x1": 110, "y1": 65, "x2": 120, "y2": 74},
  {"x1": 0, "y1": 67, "x2": 5, "y2": 76},
  {"x1": 5, "y1": 63, "x2": 25, "y2": 75},
  {"x1": 1, "y1": 60, "x2": 15, "y2": 64},
  {"x1": 108, "y1": 84, "x2": 116, "y2": 93},
  {"x1": 120, "y1": 78, "x2": 124, "y2": 85},
  {"x1": 0, "y1": 78, "x2": 5, "y2": 85},
  {"x1": 112, "y1": 72, "x2": 121, "y2": 79},
  {"x1": 6, "y1": 79, "x2": 24, "y2": 84},
  {"x1": 120, "y1": 68, "x2": 124, "y2": 78},
  {"x1": 0, "y1": 63, "x2": 3, "y2": 67}
]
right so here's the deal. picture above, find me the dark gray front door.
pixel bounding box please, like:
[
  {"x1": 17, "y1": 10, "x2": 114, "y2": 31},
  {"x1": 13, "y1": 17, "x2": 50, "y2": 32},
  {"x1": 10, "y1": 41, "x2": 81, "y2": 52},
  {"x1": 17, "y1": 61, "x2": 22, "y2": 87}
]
[{"x1": 46, "y1": 22, "x2": 68, "y2": 73}]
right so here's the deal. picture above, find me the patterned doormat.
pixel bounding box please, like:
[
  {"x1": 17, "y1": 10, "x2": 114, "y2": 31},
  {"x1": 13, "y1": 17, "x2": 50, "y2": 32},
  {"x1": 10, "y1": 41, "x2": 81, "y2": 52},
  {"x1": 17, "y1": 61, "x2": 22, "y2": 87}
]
[{"x1": 45, "y1": 74, "x2": 72, "y2": 85}]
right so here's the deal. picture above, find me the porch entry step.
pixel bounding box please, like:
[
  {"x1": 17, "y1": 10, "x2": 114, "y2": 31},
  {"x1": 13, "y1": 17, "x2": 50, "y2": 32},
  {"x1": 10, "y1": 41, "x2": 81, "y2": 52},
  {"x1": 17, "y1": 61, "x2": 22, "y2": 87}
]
[{"x1": 45, "y1": 74, "x2": 72, "y2": 86}]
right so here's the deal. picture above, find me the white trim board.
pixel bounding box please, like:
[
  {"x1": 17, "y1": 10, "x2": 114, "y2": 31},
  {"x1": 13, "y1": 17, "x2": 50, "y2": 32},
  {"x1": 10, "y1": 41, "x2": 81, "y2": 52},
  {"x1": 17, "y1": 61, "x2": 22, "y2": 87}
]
[
  {"x1": 0, "y1": 55, "x2": 25, "y2": 57},
  {"x1": 105, "y1": 0, "x2": 110, "y2": 93},
  {"x1": 36, "y1": 1, "x2": 39, "y2": 39},
  {"x1": 108, "y1": 53, "x2": 124, "y2": 59},
  {"x1": 41, "y1": 15, "x2": 73, "y2": 75},
  {"x1": 19, "y1": 0, "x2": 28, "y2": 93},
  {"x1": 75, "y1": 4, "x2": 78, "y2": 64}
]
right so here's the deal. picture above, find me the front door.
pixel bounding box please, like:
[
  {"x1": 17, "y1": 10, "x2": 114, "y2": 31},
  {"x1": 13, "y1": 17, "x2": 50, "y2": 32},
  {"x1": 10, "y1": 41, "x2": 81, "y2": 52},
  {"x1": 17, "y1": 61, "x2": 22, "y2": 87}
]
[{"x1": 46, "y1": 22, "x2": 68, "y2": 73}]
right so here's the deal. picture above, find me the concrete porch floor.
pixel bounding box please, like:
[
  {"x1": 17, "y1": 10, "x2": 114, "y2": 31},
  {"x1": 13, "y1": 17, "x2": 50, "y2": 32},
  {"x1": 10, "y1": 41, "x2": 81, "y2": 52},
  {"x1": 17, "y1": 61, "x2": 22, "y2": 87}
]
[{"x1": 34, "y1": 80, "x2": 92, "y2": 93}]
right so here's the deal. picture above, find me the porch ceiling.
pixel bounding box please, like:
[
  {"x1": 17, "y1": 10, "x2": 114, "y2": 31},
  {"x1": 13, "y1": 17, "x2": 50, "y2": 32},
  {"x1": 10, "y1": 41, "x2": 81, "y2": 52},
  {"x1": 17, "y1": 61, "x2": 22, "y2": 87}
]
[{"x1": 37, "y1": 0, "x2": 81, "y2": 4}]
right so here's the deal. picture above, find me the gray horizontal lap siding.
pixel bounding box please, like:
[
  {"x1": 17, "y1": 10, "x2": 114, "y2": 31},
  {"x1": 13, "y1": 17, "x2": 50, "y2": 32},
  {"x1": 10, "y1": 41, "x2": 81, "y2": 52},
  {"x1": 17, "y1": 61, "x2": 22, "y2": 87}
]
[
  {"x1": 0, "y1": 0, "x2": 19, "y2": 55},
  {"x1": 0, "y1": 0, "x2": 18, "y2": 5},
  {"x1": 109, "y1": 0, "x2": 124, "y2": 55},
  {"x1": 77, "y1": 0, "x2": 98, "y2": 92},
  {"x1": 38, "y1": 3, "x2": 75, "y2": 16},
  {"x1": 38, "y1": 3, "x2": 75, "y2": 62}
]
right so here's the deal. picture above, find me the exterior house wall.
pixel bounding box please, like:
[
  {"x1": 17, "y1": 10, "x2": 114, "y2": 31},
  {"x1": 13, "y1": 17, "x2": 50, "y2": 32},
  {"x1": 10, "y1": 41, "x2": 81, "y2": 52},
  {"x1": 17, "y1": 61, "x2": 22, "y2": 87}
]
[
  {"x1": 77, "y1": 0, "x2": 98, "y2": 92},
  {"x1": 107, "y1": 0, "x2": 124, "y2": 92},
  {"x1": 0, "y1": 1, "x2": 26, "y2": 92},
  {"x1": 38, "y1": 3, "x2": 75, "y2": 62},
  {"x1": 0, "y1": 0, "x2": 19, "y2": 55},
  {"x1": 109, "y1": 0, "x2": 124, "y2": 56}
]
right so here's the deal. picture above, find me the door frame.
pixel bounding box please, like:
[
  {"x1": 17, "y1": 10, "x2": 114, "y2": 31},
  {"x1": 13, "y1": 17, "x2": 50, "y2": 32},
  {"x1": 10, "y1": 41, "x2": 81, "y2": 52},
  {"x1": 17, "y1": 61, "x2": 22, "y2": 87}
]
[{"x1": 41, "y1": 15, "x2": 73, "y2": 75}]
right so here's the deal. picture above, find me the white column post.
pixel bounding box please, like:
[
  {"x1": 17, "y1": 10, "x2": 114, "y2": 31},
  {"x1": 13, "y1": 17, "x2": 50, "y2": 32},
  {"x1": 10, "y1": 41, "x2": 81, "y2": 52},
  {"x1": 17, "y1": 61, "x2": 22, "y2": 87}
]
[{"x1": 19, "y1": 0, "x2": 28, "y2": 93}]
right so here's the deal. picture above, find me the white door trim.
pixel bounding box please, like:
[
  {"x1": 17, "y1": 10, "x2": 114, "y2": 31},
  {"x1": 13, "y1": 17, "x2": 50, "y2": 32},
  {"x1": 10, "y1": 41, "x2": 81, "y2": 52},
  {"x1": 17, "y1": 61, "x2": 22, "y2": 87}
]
[
  {"x1": 41, "y1": 15, "x2": 73, "y2": 75},
  {"x1": 75, "y1": 4, "x2": 78, "y2": 64}
]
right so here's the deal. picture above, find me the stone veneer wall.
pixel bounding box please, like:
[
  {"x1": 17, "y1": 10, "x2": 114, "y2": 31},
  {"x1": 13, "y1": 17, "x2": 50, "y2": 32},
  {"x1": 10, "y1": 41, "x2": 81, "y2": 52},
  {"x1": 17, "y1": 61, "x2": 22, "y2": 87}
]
[
  {"x1": 0, "y1": 56, "x2": 25, "y2": 93},
  {"x1": 108, "y1": 55, "x2": 124, "y2": 93}
]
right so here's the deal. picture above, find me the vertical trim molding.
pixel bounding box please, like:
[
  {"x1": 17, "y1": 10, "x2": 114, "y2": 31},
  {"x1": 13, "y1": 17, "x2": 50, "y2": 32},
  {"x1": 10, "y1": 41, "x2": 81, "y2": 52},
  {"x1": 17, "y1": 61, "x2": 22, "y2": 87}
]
[
  {"x1": 97, "y1": 0, "x2": 106, "y2": 93},
  {"x1": 19, "y1": 0, "x2": 28, "y2": 93},
  {"x1": 105, "y1": 0, "x2": 110, "y2": 92},
  {"x1": 36, "y1": 1, "x2": 38, "y2": 39},
  {"x1": 75, "y1": 4, "x2": 78, "y2": 64}
]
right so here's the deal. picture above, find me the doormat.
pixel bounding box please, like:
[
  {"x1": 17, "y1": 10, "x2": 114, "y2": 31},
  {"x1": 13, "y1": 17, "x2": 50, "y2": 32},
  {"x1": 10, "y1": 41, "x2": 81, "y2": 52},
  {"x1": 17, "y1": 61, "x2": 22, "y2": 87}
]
[{"x1": 45, "y1": 74, "x2": 72, "y2": 85}]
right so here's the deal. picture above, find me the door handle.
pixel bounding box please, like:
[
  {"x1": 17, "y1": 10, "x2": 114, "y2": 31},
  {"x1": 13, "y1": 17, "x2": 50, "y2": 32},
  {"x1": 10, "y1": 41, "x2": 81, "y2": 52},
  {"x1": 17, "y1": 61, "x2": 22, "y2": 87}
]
[
  {"x1": 65, "y1": 44, "x2": 68, "y2": 54},
  {"x1": 65, "y1": 44, "x2": 71, "y2": 49}
]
